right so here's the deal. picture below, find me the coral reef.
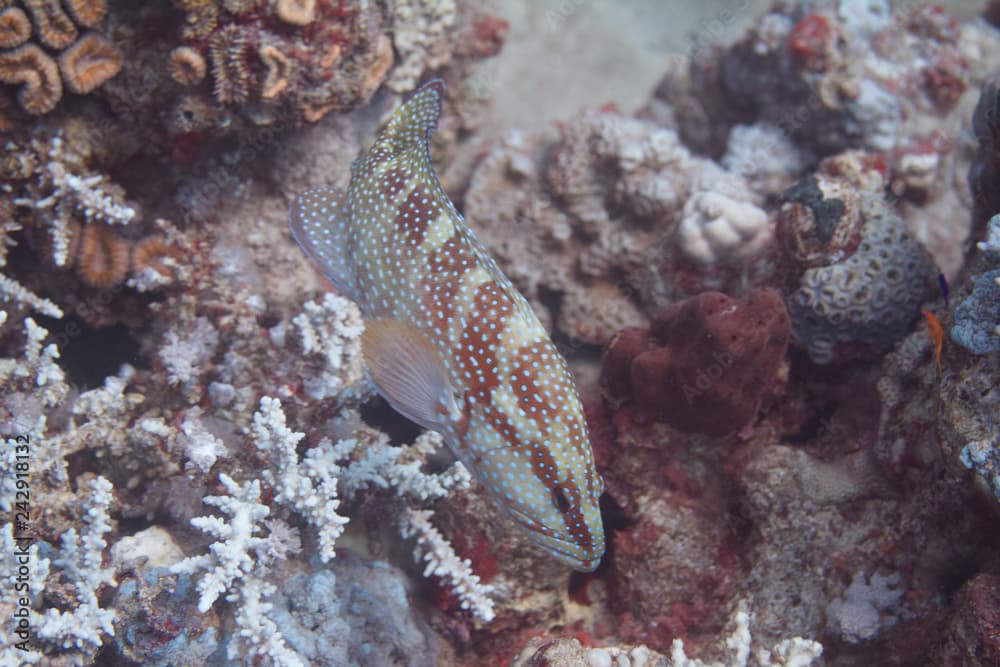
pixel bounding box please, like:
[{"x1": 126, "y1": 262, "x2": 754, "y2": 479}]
[
  {"x1": 463, "y1": 111, "x2": 778, "y2": 345},
  {"x1": 2, "y1": 1, "x2": 1000, "y2": 666},
  {"x1": 648, "y1": 0, "x2": 1000, "y2": 278},
  {"x1": 952, "y1": 213, "x2": 1000, "y2": 354},
  {"x1": 786, "y1": 193, "x2": 935, "y2": 363},
  {"x1": 512, "y1": 603, "x2": 821, "y2": 667},
  {"x1": 165, "y1": 0, "x2": 503, "y2": 127},
  {"x1": 0, "y1": 0, "x2": 119, "y2": 114}
]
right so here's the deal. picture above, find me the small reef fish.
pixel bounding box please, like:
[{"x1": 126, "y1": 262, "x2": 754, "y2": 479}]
[
  {"x1": 922, "y1": 309, "x2": 944, "y2": 375},
  {"x1": 289, "y1": 79, "x2": 605, "y2": 571}
]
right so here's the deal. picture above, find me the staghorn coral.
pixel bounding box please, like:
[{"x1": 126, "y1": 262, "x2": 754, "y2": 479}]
[
  {"x1": 7, "y1": 133, "x2": 135, "y2": 271},
  {"x1": 170, "y1": 395, "x2": 492, "y2": 662},
  {"x1": 0, "y1": 477, "x2": 117, "y2": 665},
  {"x1": 0, "y1": 315, "x2": 67, "y2": 435},
  {"x1": 251, "y1": 395, "x2": 349, "y2": 563},
  {"x1": 401, "y1": 507, "x2": 496, "y2": 623},
  {"x1": 0, "y1": 212, "x2": 63, "y2": 318}
]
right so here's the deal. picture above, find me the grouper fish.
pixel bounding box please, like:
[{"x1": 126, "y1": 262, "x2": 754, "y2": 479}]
[{"x1": 288, "y1": 79, "x2": 605, "y2": 571}]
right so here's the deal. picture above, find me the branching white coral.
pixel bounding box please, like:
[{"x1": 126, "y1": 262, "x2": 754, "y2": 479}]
[
  {"x1": 337, "y1": 429, "x2": 471, "y2": 501},
  {"x1": 289, "y1": 293, "x2": 364, "y2": 400},
  {"x1": 179, "y1": 408, "x2": 229, "y2": 474},
  {"x1": 228, "y1": 577, "x2": 305, "y2": 667},
  {"x1": 171, "y1": 474, "x2": 272, "y2": 613},
  {"x1": 400, "y1": 508, "x2": 496, "y2": 623},
  {"x1": 1, "y1": 317, "x2": 70, "y2": 490},
  {"x1": 173, "y1": 473, "x2": 308, "y2": 666},
  {"x1": 0, "y1": 317, "x2": 68, "y2": 406},
  {"x1": 63, "y1": 365, "x2": 183, "y2": 487},
  {"x1": 0, "y1": 522, "x2": 50, "y2": 665},
  {"x1": 18, "y1": 135, "x2": 134, "y2": 262},
  {"x1": 36, "y1": 477, "x2": 118, "y2": 653},
  {"x1": 159, "y1": 316, "x2": 220, "y2": 387},
  {"x1": 252, "y1": 396, "x2": 349, "y2": 562},
  {"x1": 8, "y1": 135, "x2": 134, "y2": 271},
  {"x1": 0, "y1": 274, "x2": 64, "y2": 319},
  {"x1": 1, "y1": 193, "x2": 62, "y2": 318}
]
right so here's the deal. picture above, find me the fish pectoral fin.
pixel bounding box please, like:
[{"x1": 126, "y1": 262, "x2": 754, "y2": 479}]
[
  {"x1": 288, "y1": 186, "x2": 357, "y2": 300},
  {"x1": 361, "y1": 318, "x2": 455, "y2": 432}
]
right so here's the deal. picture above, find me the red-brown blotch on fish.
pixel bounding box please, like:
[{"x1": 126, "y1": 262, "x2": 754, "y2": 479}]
[{"x1": 289, "y1": 79, "x2": 606, "y2": 571}]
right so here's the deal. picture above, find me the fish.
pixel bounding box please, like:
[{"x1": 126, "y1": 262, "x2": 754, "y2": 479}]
[
  {"x1": 288, "y1": 79, "x2": 605, "y2": 571},
  {"x1": 922, "y1": 309, "x2": 944, "y2": 375}
]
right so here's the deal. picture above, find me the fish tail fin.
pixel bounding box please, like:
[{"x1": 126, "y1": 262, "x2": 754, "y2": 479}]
[{"x1": 378, "y1": 79, "x2": 445, "y2": 157}]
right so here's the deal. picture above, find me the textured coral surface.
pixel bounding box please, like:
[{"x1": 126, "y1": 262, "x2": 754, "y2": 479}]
[{"x1": 1, "y1": 1, "x2": 999, "y2": 666}]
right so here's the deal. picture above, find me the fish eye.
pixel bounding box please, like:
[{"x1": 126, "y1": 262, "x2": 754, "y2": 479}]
[{"x1": 551, "y1": 486, "x2": 574, "y2": 513}]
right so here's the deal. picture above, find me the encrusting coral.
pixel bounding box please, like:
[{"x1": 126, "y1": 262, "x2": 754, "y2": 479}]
[{"x1": 952, "y1": 213, "x2": 1000, "y2": 354}]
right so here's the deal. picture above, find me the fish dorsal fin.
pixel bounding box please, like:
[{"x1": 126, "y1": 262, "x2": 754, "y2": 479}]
[
  {"x1": 377, "y1": 79, "x2": 444, "y2": 159},
  {"x1": 288, "y1": 187, "x2": 357, "y2": 300},
  {"x1": 361, "y1": 318, "x2": 455, "y2": 432}
]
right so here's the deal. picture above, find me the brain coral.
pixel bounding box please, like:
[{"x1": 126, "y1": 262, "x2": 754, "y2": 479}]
[
  {"x1": 0, "y1": 0, "x2": 119, "y2": 114},
  {"x1": 788, "y1": 197, "x2": 934, "y2": 363}
]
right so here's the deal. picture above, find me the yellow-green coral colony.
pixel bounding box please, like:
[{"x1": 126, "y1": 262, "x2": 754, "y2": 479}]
[{"x1": 289, "y1": 80, "x2": 606, "y2": 571}]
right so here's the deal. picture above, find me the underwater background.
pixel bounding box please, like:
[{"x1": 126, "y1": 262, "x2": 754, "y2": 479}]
[{"x1": 1, "y1": 0, "x2": 999, "y2": 665}]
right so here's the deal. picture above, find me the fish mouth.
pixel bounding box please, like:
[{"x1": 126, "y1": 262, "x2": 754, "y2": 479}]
[{"x1": 505, "y1": 506, "x2": 602, "y2": 571}]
